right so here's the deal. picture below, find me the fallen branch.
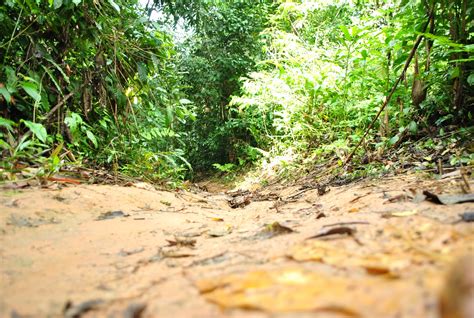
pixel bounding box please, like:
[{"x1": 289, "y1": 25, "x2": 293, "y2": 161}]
[
  {"x1": 45, "y1": 81, "x2": 88, "y2": 121},
  {"x1": 45, "y1": 90, "x2": 76, "y2": 120},
  {"x1": 47, "y1": 177, "x2": 82, "y2": 184}
]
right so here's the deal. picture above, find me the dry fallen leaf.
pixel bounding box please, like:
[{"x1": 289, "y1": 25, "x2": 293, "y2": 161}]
[
  {"x1": 263, "y1": 221, "x2": 294, "y2": 235},
  {"x1": 292, "y1": 217, "x2": 474, "y2": 276},
  {"x1": 423, "y1": 191, "x2": 474, "y2": 205},
  {"x1": 129, "y1": 182, "x2": 155, "y2": 191},
  {"x1": 166, "y1": 236, "x2": 197, "y2": 248},
  {"x1": 306, "y1": 226, "x2": 356, "y2": 240},
  {"x1": 196, "y1": 267, "x2": 429, "y2": 317},
  {"x1": 381, "y1": 210, "x2": 418, "y2": 218},
  {"x1": 290, "y1": 240, "x2": 410, "y2": 276},
  {"x1": 207, "y1": 225, "x2": 233, "y2": 237}
]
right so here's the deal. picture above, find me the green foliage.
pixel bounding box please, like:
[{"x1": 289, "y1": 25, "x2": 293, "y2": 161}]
[
  {"x1": 231, "y1": 0, "x2": 473, "y2": 176},
  {"x1": 0, "y1": 117, "x2": 48, "y2": 173},
  {"x1": 166, "y1": 0, "x2": 276, "y2": 171},
  {"x1": 22, "y1": 120, "x2": 47, "y2": 143},
  {"x1": 1, "y1": 0, "x2": 472, "y2": 183},
  {"x1": 0, "y1": 0, "x2": 193, "y2": 183},
  {"x1": 212, "y1": 163, "x2": 236, "y2": 174}
]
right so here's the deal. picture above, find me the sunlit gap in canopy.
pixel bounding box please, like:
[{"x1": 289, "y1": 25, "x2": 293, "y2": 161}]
[{"x1": 138, "y1": 0, "x2": 193, "y2": 45}]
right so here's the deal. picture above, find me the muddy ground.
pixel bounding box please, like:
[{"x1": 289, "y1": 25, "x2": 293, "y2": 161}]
[{"x1": 0, "y1": 171, "x2": 473, "y2": 318}]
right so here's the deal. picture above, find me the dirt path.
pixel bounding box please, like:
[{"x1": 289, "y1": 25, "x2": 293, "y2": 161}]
[{"x1": 1, "y1": 172, "x2": 473, "y2": 318}]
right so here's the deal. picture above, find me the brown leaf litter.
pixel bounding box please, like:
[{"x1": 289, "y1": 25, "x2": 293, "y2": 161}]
[{"x1": 0, "y1": 170, "x2": 473, "y2": 317}]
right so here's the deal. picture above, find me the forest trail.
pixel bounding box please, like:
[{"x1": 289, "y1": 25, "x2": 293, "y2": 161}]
[{"x1": 1, "y1": 172, "x2": 473, "y2": 318}]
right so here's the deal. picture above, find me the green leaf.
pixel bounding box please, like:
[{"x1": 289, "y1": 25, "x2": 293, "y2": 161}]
[
  {"x1": 107, "y1": 0, "x2": 120, "y2": 12},
  {"x1": 72, "y1": 0, "x2": 81, "y2": 4},
  {"x1": 339, "y1": 25, "x2": 351, "y2": 41},
  {"x1": 17, "y1": 137, "x2": 32, "y2": 152},
  {"x1": 54, "y1": 0, "x2": 63, "y2": 9},
  {"x1": 0, "y1": 86, "x2": 11, "y2": 103},
  {"x1": 450, "y1": 67, "x2": 460, "y2": 80},
  {"x1": 179, "y1": 98, "x2": 193, "y2": 104},
  {"x1": 64, "y1": 112, "x2": 83, "y2": 132},
  {"x1": 21, "y1": 82, "x2": 41, "y2": 101},
  {"x1": 0, "y1": 139, "x2": 11, "y2": 150},
  {"x1": 350, "y1": 25, "x2": 361, "y2": 38},
  {"x1": 389, "y1": 135, "x2": 400, "y2": 145},
  {"x1": 177, "y1": 154, "x2": 193, "y2": 170},
  {"x1": 468, "y1": 73, "x2": 474, "y2": 86},
  {"x1": 22, "y1": 120, "x2": 47, "y2": 143},
  {"x1": 137, "y1": 62, "x2": 148, "y2": 82},
  {"x1": 41, "y1": 65, "x2": 63, "y2": 95},
  {"x1": 408, "y1": 121, "x2": 418, "y2": 134},
  {"x1": 86, "y1": 130, "x2": 98, "y2": 148},
  {"x1": 44, "y1": 57, "x2": 70, "y2": 84},
  {"x1": 5, "y1": 66, "x2": 17, "y2": 91},
  {"x1": 0, "y1": 117, "x2": 15, "y2": 132},
  {"x1": 40, "y1": 91, "x2": 51, "y2": 112}
]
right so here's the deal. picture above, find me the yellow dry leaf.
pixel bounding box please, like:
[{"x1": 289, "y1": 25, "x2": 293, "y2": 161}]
[
  {"x1": 392, "y1": 209, "x2": 418, "y2": 217},
  {"x1": 196, "y1": 267, "x2": 428, "y2": 317},
  {"x1": 382, "y1": 210, "x2": 418, "y2": 217},
  {"x1": 357, "y1": 253, "x2": 411, "y2": 276},
  {"x1": 290, "y1": 218, "x2": 474, "y2": 280},
  {"x1": 291, "y1": 240, "x2": 350, "y2": 264},
  {"x1": 291, "y1": 241, "x2": 410, "y2": 276}
]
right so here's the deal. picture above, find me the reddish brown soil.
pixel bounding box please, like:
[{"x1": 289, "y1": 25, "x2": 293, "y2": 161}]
[{"x1": 0, "y1": 172, "x2": 473, "y2": 318}]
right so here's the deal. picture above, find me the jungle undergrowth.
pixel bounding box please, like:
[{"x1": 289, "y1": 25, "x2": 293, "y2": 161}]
[{"x1": 1, "y1": 0, "x2": 472, "y2": 187}]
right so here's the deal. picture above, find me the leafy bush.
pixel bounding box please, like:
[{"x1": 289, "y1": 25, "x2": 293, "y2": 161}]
[
  {"x1": 231, "y1": 0, "x2": 473, "y2": 176},
  {"x1": 0, "y1": 0, "x2": 193, "y2": 182}
]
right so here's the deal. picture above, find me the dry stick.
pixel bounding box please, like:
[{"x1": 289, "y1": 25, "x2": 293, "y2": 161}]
[
  {"x1": 44, "y1": 90, "x2": 76, "y2": 120},
  {"x1": 343, "y1": 11, "x2": 434, "y2": 167},
  {"x1": 44, "y1": 81, "x2": 89, "y2": 121}
]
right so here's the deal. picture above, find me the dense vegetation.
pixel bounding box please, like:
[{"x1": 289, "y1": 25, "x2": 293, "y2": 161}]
[{"x1": 1, "y1": 0, "x2": 473, "y2": 186}]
